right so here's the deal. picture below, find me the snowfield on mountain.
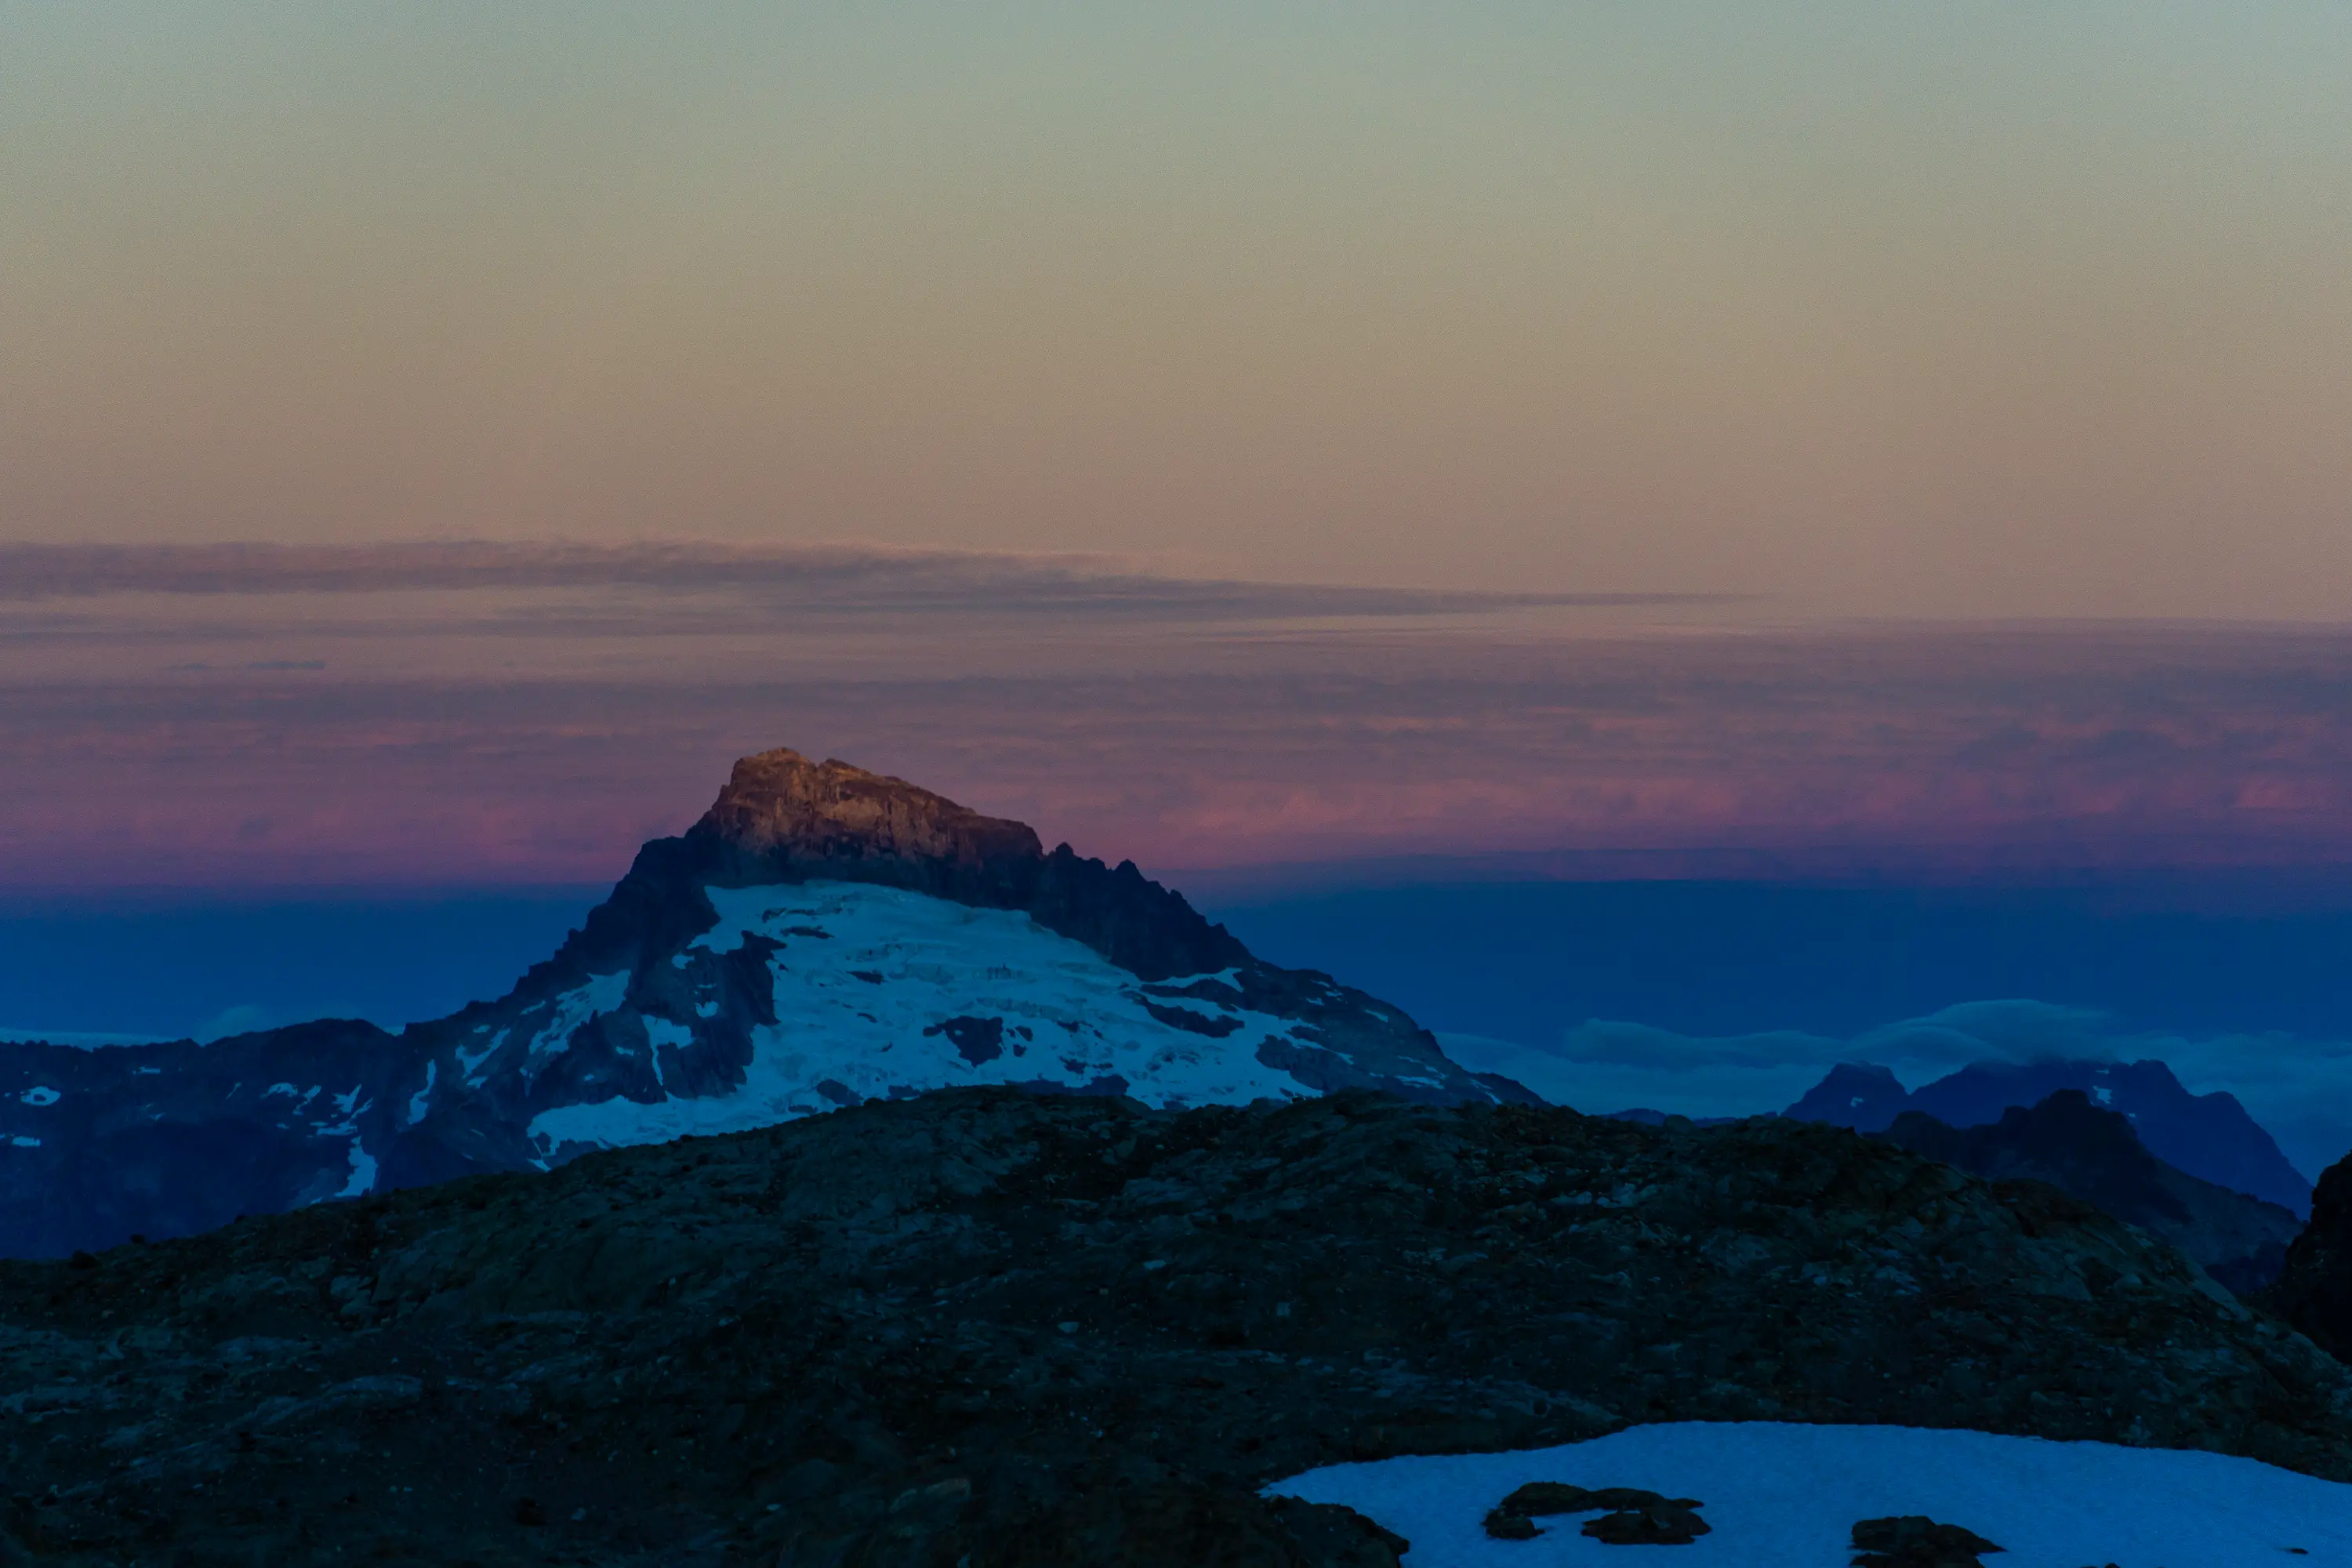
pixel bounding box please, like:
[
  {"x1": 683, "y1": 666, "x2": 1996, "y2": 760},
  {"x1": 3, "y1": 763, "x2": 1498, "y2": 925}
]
[{"x1": 523, "y1": 880, "x2": 1366, "y2": 1154}]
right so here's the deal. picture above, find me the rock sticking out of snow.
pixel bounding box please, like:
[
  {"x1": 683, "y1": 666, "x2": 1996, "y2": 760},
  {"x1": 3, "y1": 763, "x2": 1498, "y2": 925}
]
[
  {"x1": 1483, "y1": 1484, "x2": 1709, "y2": 1546},
  {"x1": 1849, "y1": 1513, "x2": 2004, "y2": 1568}
]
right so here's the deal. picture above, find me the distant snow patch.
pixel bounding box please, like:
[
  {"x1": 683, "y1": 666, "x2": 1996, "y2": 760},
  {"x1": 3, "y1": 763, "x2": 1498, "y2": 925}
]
[
  {"x1": 337, "y1": 1139, "x2": 377, "y2": 1199},
  {"x1": 456, "y1": 1027, "x2": 507, "y2": 1086},
  {"x1": 405, "y1": 1061, "x2": 437, "y2": 1126},
  {"x1": 9, "y1": 1136, "x2": 38, "y2": 1148},
  {"x1": 20, "y1": 1086, "x2": 60, "y2": 1107},
  {"x1": 1269, "y1": 1421, "x2": 2352, "y2": 1567},
  {"x1": 520, "y1": 973, "x2": 630, "y2": 1075}
]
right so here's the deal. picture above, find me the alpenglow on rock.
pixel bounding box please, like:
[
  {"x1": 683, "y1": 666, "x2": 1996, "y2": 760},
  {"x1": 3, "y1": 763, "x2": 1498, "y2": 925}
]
[{"x1": 0, "y1": 748, "x2": 1534, "y2": 1258}]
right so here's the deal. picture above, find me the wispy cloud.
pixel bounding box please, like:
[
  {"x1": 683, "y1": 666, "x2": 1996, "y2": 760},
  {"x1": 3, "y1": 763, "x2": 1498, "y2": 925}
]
[
  {"x1": 0, "y1": 540, "x2": 1716, "y2": 619},
  {"x1": 5, "y1": 622, "x2": 2352, "y2": 895}
]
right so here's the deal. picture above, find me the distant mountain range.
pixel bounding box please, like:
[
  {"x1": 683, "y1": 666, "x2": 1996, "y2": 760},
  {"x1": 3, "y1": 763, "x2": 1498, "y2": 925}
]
[
  {"x1": 0, "y1": 748, "x2": 1531, "y2": 1259},
  {"x1": 1877, "y1": 1090, "x2": 2303, "y2": 1294},
  {"x1": 1787, "y1": 1057, "x2": 2311, "y2": 1216}
]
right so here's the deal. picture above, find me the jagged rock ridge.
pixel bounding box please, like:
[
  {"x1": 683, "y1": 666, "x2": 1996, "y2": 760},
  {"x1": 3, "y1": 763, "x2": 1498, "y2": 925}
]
[
  {"x1": 2278, "y1": 1149, "x2": 2352, "y2": 1360},
  {"x1": 0, "y1": 749, "x2": 1530, "y2": 1260}
]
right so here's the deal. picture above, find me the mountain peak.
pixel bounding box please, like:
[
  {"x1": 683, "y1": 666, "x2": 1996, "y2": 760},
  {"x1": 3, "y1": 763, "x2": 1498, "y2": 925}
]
[
  {"x1": 0, "y1": 744, "x2": 1536, "y2": 1259},
  {"x1": 696, "y1": 747, "x2": 1044, "y2": 869},
  {"x1": 1881, "y1": 1088, "x2": 2303, "y2": 1294}
]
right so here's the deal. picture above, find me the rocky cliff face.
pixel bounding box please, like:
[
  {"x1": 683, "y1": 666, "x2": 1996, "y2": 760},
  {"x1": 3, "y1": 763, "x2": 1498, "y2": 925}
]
[
  {"x1": 7, "y1": 1089, "x2": 2348, "y2": 1566},
  {"x1": 2278, "y1": 1151, "x2": 2352, "y2": 1360},
  {"x1": 1788, "y1": 1057, "x2": 2311, "y2": 1216},
  {"x1": 699, "y1": 748, "x2": 1046, "y2": 867},
  {"x1": 1878, "y1": 1090, "x2": 2304, "y2": 1295},
  {"x1": 649, "y1": 747, "x2": 1251, "y2": 981},
  {"x1": 0, "y1": 750, "x2": 1530, "y2": 1260}
]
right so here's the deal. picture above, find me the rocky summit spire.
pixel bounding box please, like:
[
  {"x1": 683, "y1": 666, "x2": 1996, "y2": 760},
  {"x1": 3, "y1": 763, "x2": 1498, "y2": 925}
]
[{"x1": 695, "y1": 748, "x2": 1044, "y2": 870}]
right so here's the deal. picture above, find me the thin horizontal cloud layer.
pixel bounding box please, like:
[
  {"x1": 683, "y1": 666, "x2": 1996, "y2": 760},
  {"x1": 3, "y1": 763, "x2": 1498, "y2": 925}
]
[
  {"x1": 4, "y1": 612, "x2": 2352, "y2": 891},
  {"x1": 1438, "y1": 1000, "x2": 2352, "y2": 1181},
  {"x1": 0, "y1": 540, "x2": 1700, "y2": 619}
]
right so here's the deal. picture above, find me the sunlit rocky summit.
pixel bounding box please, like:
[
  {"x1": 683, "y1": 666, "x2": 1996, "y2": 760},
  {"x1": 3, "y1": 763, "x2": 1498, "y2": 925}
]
[{"x1": 0, "y1": 748, "x2": 1528, "y2": 1259}]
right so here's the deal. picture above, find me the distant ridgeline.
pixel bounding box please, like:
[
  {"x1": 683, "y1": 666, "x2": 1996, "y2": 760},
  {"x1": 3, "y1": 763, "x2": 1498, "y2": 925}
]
[
  {"x1": 0, "y1": 749, "x2": 1533, "y2": 1259},
  {"x1": 1788, "y1": 1057, "x2": 2312, "y2": 1217},
  {"x1": 1872, "y1": 1090, "x2": 2303, "y2": 1297}
]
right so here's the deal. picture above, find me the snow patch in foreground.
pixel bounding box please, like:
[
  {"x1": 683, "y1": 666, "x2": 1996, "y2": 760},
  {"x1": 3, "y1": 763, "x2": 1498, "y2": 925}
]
[{"x1": 1268, "y1": 1421, "x2": 2350, "y2": 1567}]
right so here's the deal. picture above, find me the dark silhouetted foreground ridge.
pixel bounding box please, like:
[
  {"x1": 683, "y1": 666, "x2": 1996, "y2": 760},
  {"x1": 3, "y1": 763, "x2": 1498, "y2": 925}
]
[{"x1": 6, "y1": 1088, "x2": 2349, "y2": 1565}]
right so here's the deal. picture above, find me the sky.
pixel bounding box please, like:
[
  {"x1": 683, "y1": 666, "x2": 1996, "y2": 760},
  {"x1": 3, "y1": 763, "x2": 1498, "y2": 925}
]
[
  {"x1": 6, "y1": 4, "x2": 2352, "y2": 617},
  {"x1": 7, "y1": 7, "x2": 2352, "y2": 1162}
]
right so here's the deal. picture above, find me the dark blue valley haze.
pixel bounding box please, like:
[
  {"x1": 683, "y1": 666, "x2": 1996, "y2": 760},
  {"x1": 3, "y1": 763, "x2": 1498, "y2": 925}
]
[
  {"x1": 7, "y1": 873, "x2": 2350, "y2": 1175},
  {"x1": 1203, "y1": 877, "x2": 2352, "y2": 1045},
  {"x1": 0, "y1": 892, "x2": 604, "y2": 1040},
  {"x1": 9, "y1": 876, "x2": 2350, "y2": 1049}
]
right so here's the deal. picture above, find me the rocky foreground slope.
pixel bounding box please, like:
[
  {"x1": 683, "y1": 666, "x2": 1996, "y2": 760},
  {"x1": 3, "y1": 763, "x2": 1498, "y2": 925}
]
[
  {"x1": 8, "y1": 1089, "x2": 2351, "y2": 1566},
  {"x1": 2280, "y1": 1149, "x2": 2352, "y2": 1361},
  {"x1": 0, "y1": 750, "x2": 1526, "y2": 1260}
]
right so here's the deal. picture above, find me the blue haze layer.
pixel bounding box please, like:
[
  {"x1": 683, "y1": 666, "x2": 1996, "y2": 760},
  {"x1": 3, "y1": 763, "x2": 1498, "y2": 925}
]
[
  {"x1": 1205, "y1": 880, "x2": 2352, "y2": 1044},
  {"x1": 0, "y1": 892, "x2": 603, "y2": 1043},
  {"x1": 6, "y1": 874, "x2": 2348, "y2": 1174}
]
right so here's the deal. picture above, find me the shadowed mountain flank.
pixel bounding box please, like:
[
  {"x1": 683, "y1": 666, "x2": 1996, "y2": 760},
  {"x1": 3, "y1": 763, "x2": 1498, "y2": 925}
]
[
  {"x1": 2279, "y1": 1150, "x2": 2352, "y2": 1361},
  {"x1": 1789, "y1": 1058, "x2": 2310, "y2": 1217},
  {"x1": 1877, "y1": 1091, "x2": 2303, "y2": 1295}
]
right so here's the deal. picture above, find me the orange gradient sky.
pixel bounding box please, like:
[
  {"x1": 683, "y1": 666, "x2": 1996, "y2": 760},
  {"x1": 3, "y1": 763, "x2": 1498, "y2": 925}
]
[{"x1": 7, "y1": 5, "x2": 2352, "y2": 618}]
